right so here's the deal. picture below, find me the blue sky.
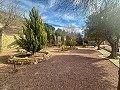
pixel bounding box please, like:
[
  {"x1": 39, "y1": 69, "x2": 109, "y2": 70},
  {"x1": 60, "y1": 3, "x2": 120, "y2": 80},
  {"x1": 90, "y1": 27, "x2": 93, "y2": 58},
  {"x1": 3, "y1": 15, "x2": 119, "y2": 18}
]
[{"x1": 18, "y1": 0, "x2": 86, "y2": 31}]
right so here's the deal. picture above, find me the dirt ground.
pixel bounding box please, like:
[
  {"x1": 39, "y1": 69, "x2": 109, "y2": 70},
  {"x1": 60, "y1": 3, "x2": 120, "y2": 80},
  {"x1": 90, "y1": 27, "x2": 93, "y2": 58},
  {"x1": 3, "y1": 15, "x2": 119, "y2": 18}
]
[{"x1": 0, "y1": 47, "x2": 118, "y2": 90}]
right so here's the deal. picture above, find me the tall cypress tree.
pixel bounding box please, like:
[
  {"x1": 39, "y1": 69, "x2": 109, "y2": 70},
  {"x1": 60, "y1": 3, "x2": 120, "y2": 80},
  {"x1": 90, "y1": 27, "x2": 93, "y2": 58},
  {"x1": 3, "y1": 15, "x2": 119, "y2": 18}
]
[{"x1": 16, "y1": 7, "x2": 47, "y2": 54}]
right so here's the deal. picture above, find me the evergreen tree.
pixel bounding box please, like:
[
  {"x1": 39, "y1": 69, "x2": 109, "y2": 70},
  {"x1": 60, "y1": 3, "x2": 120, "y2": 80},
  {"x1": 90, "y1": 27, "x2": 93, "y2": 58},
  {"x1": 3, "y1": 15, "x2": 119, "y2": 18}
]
[
  {"x1": 16, "y1": 7, "x2": 47, "y2": 54},
  {"x1": 44, "y1": 23, "x2": 55, "y2": 46}
]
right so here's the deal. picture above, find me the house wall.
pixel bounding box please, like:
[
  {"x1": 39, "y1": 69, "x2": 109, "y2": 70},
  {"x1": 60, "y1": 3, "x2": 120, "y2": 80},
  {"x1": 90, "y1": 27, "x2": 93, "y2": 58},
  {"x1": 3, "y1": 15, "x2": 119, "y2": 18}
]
[{"x1": 2, "y1": 33, "x2": 17, "y2": 51}]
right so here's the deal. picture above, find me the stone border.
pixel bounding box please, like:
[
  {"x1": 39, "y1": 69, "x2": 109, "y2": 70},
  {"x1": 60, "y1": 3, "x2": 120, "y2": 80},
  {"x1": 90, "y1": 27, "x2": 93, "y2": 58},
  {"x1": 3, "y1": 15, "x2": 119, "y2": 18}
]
[
  {"x1": 8, "y1": 52, "x2": 52, "y2": 65},
  {"x1": 97, "y1": 48, "x2": 119, "y2": 68}
]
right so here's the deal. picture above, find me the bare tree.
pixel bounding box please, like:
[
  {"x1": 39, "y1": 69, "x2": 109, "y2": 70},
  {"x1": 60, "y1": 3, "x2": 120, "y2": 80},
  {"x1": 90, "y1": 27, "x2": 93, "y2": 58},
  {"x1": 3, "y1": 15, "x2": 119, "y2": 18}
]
[
  {"x1": 0, "y1": 0, "x2": 3, "y2": 4},
  {"x1": 54, "y1": 0, "x2": 119, "y2": 17},
  {"x1": 0, "y1": 0, "x2": 4, "y2": 10},
  {"x1": 0, "y1": 0, "x2": 22, "y2": 52}
]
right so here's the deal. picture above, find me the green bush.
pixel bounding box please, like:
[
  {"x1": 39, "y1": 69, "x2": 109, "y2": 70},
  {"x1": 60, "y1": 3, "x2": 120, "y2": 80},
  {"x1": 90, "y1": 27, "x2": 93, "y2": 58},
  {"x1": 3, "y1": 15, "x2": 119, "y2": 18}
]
[
  {"x1": 82, "y1": 43, "x2": 87, "y2": 48},
  {"x1": 65, "y1": 40, "x2": 77, "y2": 47},
  {"x1": 16, "y1": 7, "x2": 47, "y2": 54},
  {"x1": 61, "y1": 46, "x2": 70, "y2": 51},
  {"x1": 58, "y1": 41, "x2": 65, "y2": 47}
]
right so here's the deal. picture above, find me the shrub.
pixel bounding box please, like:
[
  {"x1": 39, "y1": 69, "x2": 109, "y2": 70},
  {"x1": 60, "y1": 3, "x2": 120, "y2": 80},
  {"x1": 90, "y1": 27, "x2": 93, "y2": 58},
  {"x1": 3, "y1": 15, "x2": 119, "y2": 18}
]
[
  {"x1": 65, "y1": 40, "x2": 77, "y2": 47},
  {"x1": 82, "y1": 43, "x2": 87, "y2": 48},
  {"x1": 61, "y1": 46, "x2": 70, "y2": 51},
  {"x1": 58, "y1": 41, "x2": 65, "y2": 47},
  {"x1": 16, "y1": 7, "x2": 47, "y2": 54}
]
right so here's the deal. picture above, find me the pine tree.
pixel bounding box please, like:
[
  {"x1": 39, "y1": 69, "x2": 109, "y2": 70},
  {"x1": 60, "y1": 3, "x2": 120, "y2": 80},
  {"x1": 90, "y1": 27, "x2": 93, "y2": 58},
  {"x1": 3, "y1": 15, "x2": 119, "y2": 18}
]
[{"x1": 16, "y1": 7, "x2": 47, "y2": 54}]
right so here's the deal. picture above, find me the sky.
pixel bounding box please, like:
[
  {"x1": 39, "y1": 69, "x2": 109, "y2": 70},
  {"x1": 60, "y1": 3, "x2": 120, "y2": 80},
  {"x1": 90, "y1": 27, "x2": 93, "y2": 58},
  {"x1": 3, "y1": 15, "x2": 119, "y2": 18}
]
[
  {"x1": 18, "y1": 0, "x2": 86, "y2": 30},
  {"x1": 2, "y1": 0, "x2": 86, "y2": 33}
]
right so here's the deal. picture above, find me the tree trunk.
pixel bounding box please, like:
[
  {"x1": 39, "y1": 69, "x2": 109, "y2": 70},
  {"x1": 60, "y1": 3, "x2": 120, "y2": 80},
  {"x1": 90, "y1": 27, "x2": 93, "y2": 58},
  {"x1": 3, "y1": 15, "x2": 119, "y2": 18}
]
[
  {"x1": 107, "y1": 37, "x2": 119, "y2": 89},
  {"x1": 96, "y1": 40, "x2": 102, "y2": 50},
  {"x1": 117, "y1": 64, "x2": 120, "y2": 90},
  {"x1": 117, "y1": 37, "x2": 120, "y2": 90},
  {"x1": 117, "y1": 37, "x2": 119, "y2": 52},
  {"x1": 107, "y1": 37, "x2": 118, "y2": 58},
  {"x1": 53, "y1": 35, "x2": 56, "y2": 46},
  {"x1": 56, "y1": 36, "x2": 58, "y2": 46},
  {"x1": 0, "y1": 29, "x2": 2, "y2": 53},
  {"x1": 109, "y1": 43, "x2": 117, "y2": 58},
  {"x1": 97, "y1": 44, "x2": 100, "y2": 50}
]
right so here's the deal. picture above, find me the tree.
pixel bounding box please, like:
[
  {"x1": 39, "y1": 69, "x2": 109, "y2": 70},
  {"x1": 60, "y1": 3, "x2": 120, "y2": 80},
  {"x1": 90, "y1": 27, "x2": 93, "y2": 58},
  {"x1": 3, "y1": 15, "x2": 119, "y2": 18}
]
[
  {"x1": 76, "y1": 34, "x2": 83, "y2": 45},
  {"x1": 54, "y1": 0, "x2": 119, "y2": 50},
  {"x1": 0, "y1": 0, "x2": 4, "y2": 10},
  {"x1": 44, "y1": 23, "x2": 55, "y2": 46},
  {"x1": 86, "y1": 26, "x2": 105, "y2": 50},
  {"x1": 16, "y1": 7, "x2": 47, "y2": 54},
  {"x1": 65, "y1": 40, "x2": 77, "y2": 47},
  {"x1": 55, "y1": 0, "x2": 120, "y2": 89},
  {"x1": 55, "y1": 28, "x2": 63, "y2": 45},
  {"x1": 86, "y1": 5, "x2": 120, "y2": 90},
  {"x1": 0, "y1": 0, "x2": 22, "y2": 52},
  {"x1": 86, "y1": 3, "x2": 120, "y2": 58},
  {"x1": 0, "y1": 0, "x2": 3, "y2": 6},
  {"x1": 54, "y1": 0, "x2": 119, "y2": 17}
]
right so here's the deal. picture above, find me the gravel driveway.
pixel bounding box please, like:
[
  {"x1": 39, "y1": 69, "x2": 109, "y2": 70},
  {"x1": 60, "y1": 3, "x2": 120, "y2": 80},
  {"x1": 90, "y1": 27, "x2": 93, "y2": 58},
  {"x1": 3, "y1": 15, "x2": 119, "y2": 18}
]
[{"x1": 0, "y1": 47, "x2": 118, "y2": 90}]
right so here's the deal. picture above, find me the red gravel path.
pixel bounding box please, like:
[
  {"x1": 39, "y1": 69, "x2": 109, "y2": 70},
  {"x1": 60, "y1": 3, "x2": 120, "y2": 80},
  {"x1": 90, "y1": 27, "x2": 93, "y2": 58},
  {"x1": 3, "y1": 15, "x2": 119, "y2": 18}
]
[{"x1": 0, "y1": 47, "x2": 118, "y2": 90}]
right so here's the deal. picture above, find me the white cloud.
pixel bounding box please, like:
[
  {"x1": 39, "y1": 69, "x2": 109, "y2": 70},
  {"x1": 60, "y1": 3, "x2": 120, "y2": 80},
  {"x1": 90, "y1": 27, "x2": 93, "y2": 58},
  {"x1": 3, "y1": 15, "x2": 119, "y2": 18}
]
[
  {"x1": 60, "y1": 12, "x2": 83, "y2": 21},
  {"x1": 39, "y1": 3, "x2": 47, "y2": 13},
  {"x1": 19, "y1": 0, "x2": 32, "y2": 8},
  {"x1": 46, "y1": 19, "x2": 64, "y2": 26},
  {"x1": 17, "y1": 0, "x2": 85, "y2": 30},
  {"x1": 42, "y1": 15, "x2": 48, "y2": 20},
  {"x1": 73, "y1": 0, "x2": 81, "y2": 5},
  {"x1": 62, "y1": 14, "x2": 75, "y2": 20},
  {"x1": 49, "y1": 0, "x2": 58, "y2": 8},
  {"x1": 39, "y1": 3, "x2": 45, "y2": 9}
]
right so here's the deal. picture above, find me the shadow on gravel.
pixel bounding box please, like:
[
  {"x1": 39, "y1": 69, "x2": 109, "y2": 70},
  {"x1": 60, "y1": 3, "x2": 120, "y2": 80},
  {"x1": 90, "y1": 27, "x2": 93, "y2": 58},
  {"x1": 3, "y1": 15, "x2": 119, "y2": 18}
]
[
  {"x1": 0, "y1": 55, "x2": 9, "y2": 64},
  {"x1": 69, "y1": 49, "x2": 96, "y2": 54},
  {"x1": 45, "y1": 55, "x2": 117, "y2": 90},
  {"x1": 0, "y1": 54, "x2": 117, "y2": 90}
]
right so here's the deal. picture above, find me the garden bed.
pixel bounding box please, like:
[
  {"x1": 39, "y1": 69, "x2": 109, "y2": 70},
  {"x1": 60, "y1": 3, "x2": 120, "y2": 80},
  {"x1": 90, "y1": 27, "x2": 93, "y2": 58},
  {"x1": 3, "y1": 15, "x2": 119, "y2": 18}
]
[{"x1": 8, "y1": 51, "x2": 52, "y2": 65}]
